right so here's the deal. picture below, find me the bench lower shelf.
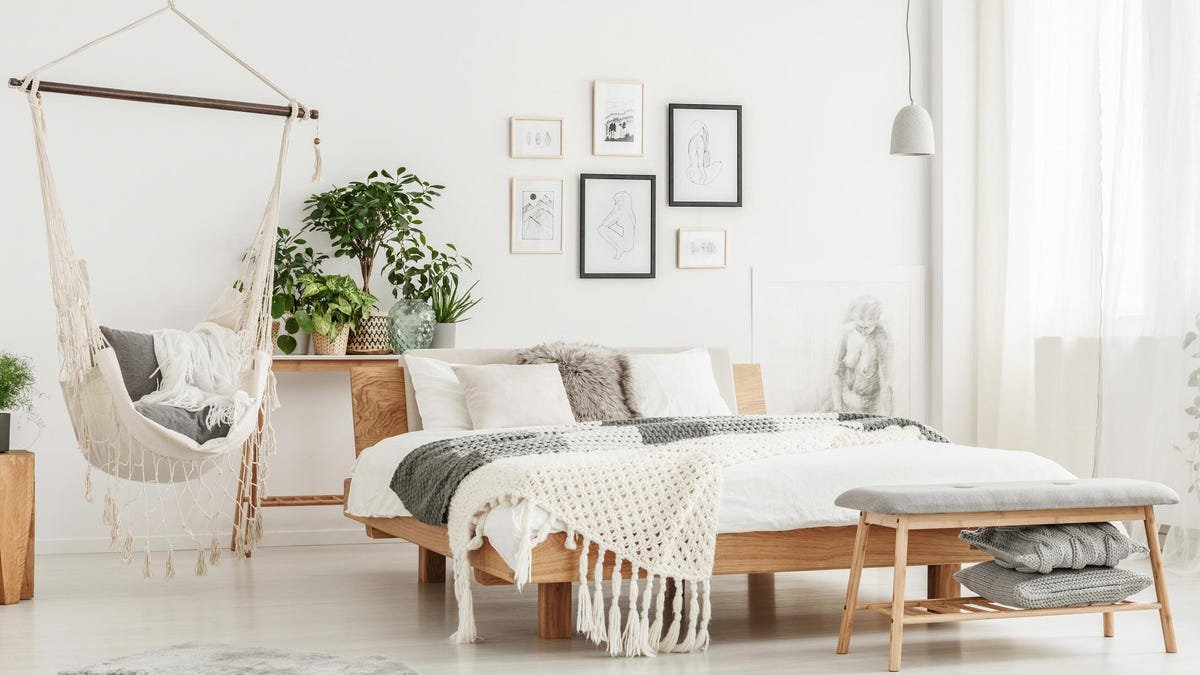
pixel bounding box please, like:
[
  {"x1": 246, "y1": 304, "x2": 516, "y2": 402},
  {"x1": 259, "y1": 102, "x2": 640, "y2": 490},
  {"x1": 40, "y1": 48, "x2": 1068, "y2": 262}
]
[{"x1": 860, "y1": 596, "x2": 1162, "y2": 625}]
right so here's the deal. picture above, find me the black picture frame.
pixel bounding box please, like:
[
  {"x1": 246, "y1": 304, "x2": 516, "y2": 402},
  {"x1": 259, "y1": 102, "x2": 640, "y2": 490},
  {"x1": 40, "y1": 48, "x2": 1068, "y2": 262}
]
[
  {"x1": 668, "y1": 103, "x2": 742, "y2": 207},
  {"x1": 579, "y1": 173, "x2": 656, "y2": 279}
]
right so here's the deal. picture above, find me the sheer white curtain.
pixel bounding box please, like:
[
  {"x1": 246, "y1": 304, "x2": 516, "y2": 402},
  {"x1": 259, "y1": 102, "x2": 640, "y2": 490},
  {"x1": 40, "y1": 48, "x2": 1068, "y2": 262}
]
[{"x1": 977, "y1": 0, "x2": 1200, "y2": 570}]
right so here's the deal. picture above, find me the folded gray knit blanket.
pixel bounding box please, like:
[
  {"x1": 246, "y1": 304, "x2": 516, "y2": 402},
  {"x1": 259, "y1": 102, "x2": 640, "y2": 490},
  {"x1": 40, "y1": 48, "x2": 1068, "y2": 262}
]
[
  {"x1": 955, "y1": 561, "x2": 1152, "y2": 609},
  {"x1": 959, "y1": 523, "x2": 1146, "y2": 574}
]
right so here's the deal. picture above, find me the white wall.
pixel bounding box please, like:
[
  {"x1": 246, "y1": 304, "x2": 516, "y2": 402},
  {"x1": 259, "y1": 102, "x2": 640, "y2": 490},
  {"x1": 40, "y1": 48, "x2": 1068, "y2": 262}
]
[{"x1": 0, "y1": 0, "x2": 931, "y2": 550}]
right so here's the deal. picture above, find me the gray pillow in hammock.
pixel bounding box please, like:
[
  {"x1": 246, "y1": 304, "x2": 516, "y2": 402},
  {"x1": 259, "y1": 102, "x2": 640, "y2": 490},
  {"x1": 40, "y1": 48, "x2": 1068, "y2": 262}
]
[
  {"x1": 100, "y1": 326, "x2": 161, "y2": 400},
  {"x1": 134, "y1": 402, "x2": 231, "y2": 445}
]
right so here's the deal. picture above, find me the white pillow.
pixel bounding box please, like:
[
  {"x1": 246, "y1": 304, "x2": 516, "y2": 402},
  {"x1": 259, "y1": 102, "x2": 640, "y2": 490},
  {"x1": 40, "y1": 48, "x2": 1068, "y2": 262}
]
[
  {"x1": 403, "y1": 354, "x2": 472, "y2": 431},
  {"x1": 625, "y1": 348, "x2": 732, "y2": 417},
  {"x1": 453, "y1": 363, "x2": 576, "y2": 430}
]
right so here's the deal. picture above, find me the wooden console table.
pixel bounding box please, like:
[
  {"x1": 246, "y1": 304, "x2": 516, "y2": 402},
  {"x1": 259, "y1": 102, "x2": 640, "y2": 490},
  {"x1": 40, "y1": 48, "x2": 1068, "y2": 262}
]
[
  {"x1": 232, "y1": 355, "x2": 398, "y2": 551},
  {"x1": 0, "y1": 450, "x2": 35, "y2": 605}
]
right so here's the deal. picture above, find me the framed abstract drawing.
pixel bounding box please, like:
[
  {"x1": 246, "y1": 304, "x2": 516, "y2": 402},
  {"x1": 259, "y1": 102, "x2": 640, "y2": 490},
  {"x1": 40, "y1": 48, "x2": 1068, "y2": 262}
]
[
  {"x1": 510, "y1": 177, "x2": 563, "y2": 253},
  {"x1": 579, "y1": 173, "x2": 655, "y2": 278},
  {"x1": 668, "y1": 103, "x2": 742, "y2": 207},
  {"x1": 592, "y1": 80, "x2": 645, "y2": 156},
  {"x1": 510, "y1": 116, "x2": 563, "y2": 159},
  {"x1": 676, "y1": 228, "x2": 728, "y2": 268}
]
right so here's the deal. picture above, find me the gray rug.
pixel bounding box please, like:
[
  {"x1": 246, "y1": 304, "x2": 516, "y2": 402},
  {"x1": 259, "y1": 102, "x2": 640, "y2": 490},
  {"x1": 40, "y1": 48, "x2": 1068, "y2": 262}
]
[{"x1": 61, "y1": 642, "x2": 418, "y2": 675}]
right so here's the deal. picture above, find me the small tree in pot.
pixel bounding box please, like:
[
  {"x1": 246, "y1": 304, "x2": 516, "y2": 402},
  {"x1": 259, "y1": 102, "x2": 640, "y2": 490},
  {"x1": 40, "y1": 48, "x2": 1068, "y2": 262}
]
[
  {"x1": 271, "y1": 226, "x2": 328, "y2": 355},
  {"x1": 0, "y1": 352, "x2": 39, "y2": 453}
]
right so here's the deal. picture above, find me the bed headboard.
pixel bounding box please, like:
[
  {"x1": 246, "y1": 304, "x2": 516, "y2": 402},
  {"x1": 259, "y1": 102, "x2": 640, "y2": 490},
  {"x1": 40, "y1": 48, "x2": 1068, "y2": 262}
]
[{"x1": 349, "y1": 348, "x2": 765, "y2": 456}]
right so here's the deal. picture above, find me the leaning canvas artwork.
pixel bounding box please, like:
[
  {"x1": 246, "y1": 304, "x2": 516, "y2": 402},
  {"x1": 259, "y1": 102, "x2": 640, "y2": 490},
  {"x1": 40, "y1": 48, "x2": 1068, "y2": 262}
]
[{"x1": 752, "y1": 266, "x2": 927, "y2": 419}]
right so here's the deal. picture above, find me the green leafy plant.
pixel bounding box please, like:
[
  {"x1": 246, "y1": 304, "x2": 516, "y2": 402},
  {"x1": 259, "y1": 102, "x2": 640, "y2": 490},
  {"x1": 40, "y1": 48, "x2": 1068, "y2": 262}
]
[
  {"x1": 0, "y1": 352, "x2": 40, "y2": 423},
  {"x1": 1175, "y1": 312, "x2": 1200, "y2": 498},
  {"x1": 302, "y1": 168, "x2": 444, "y2": 294},
  {"x1": 431, "y1": 277, "x2": 482, "y2": 324},
  {"x1": 271, "y1": 227, "x2": 329, "y2": 354},
  {"x1": 296, "y1": 274, "x2": 378, "y2": 341},
  {"x1": 383, "y1": 235, "x2": 473, "y2": 303}
]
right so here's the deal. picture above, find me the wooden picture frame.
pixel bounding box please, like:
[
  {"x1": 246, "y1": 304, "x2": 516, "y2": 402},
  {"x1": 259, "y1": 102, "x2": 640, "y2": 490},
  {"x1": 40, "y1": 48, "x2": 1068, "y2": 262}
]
[
  {"x1": 668, "y1": 103, "x2": 742, "y2": 207},
  {"x1": 677, "y1": 228, "x2": 728, "y2": 268},
  {"x1": 510, "y1": 177, "x2": 564, "y2": 254},
  {"x1": 578, "y1": 173, "x2": 656, "y2": 278},
  {"x1": 592, "y1": 80, "x2": 645, "y2": 156},
  {"x1": 510, "y1": 116, "x2": 564, "y2": 159}
]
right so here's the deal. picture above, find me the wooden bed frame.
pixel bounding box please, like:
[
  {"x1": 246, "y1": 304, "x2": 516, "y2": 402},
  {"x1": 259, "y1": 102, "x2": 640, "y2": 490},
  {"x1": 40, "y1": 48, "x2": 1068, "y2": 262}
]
[{"x1": 342, "y1": 363, "x2": 990, "y2": 638}]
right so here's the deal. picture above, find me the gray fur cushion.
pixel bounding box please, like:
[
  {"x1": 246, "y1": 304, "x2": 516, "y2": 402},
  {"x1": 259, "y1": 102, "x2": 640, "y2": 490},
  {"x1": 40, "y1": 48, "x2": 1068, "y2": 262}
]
[
  {"x1": 134, "y1": 403, "x2": 230, "y2": 444},
  {"x1": 516, "y1": 342, "x2": 634, "y2": 422},
  {"x1": 955, "y1": 561, "x2": 1152, "y2": 609},
  {"x1": 100, "y1": 326, "x2": 161, "y2": 400},
  {"x1": 960, "y1": 523, "x2": 1147, "y2": 574}
]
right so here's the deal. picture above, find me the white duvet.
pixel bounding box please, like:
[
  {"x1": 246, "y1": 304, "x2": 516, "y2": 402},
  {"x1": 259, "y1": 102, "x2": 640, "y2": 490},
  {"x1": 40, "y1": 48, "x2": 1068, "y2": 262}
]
[{"x1": 346, "y1": 428, "x2": 1076, "y2": 572}]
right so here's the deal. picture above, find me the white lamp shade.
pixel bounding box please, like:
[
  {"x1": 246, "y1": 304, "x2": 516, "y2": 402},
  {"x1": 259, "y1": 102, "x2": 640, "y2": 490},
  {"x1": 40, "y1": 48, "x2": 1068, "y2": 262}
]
[{"x1": 890, "y1": 104, "x2": 935, "y2": 156}]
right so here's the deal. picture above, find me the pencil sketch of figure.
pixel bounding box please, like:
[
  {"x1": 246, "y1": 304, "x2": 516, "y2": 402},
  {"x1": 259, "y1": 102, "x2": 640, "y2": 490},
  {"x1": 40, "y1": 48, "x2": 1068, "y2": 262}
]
[
  {"x1": 685, "y1": 120, "x2": 723, "y2": 185},
  {"x1": 829, "y1": 295, "x2": 893, "y2": 415},
  {"x1": 598, "y1": 191, "x2": 637, "y2": 259},
  {"x1": 521, "y1": 191, "x2": 556, "y2": 240}
]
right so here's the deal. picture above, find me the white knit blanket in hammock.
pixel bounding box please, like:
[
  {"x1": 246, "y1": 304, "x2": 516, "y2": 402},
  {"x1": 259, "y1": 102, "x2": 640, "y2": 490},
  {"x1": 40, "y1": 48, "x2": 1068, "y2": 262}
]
[
  {"x1": 444, "y1": 419, "x2": 933, "y2": 656},
  {"x1": 138, "y1": 321, "x2": 252, "y2": 430}
]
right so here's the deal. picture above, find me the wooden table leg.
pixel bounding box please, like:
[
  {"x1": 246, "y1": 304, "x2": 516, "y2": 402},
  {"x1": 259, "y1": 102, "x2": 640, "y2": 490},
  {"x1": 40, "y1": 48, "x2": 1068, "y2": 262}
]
[
  {"x1": 1103, "y1": 611, "x2": 1115, "y2": 637},
  {"x1": 889, "y1": 517, "x2": 910, "y2": 672},
  {"x1": 837, "y1": 513, "x2": 871, "y2": 655},
  {"x1": 417, "y1": 547, "x2": 446, "y2": 583},
  {"x1": 0, "y1": 451, "x2": 34, "y2": 605},
  {"x1": 927, "y1": 563, "x2": 961, "y2": 600},
  {"x1": 537, "y1": 582, "x2": 573, "y2": 638},
  {"x1": 1143, "y1": 506, "x2": 1176, "y2": 653}
]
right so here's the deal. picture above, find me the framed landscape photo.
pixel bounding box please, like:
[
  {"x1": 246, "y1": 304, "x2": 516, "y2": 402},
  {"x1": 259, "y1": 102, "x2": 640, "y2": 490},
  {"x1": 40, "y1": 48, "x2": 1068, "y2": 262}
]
[
  {"x1": 677, "y1": 228, "x2": 728, "y2": 268},
  {"x1": 592, "y1": 80, "x2": 645, "y2": 156},
  {"x1": 511, "y1": 177, "x2": 563, "y2": 253},
  {"x1": 510, "y1": 116, "x2": 563, "y2": 158},
  {"x1": 668, "y1": 103, "x2": 742, "y2": 206},
  {"x1": 579, "y1": 173, "x2": 655, "y2": 278}
]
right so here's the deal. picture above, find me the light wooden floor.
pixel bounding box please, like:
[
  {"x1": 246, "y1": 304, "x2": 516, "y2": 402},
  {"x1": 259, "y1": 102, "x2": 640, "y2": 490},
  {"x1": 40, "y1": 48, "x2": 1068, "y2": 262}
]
[{"x1": 0, "y1": 542, "x2": 1193, "y2": 674}]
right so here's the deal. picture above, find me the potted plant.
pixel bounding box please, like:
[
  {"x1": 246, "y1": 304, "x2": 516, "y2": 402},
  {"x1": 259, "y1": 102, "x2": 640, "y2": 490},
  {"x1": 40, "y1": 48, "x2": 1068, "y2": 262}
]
[
  {"x1": 296, "y1": 274, "x2": 378, "y2": 356},
  {"x1": 302, "y1": 168, "x2": 443, "y2": 354},
  {"x1": 430, "y1": 277, "x2": 481, "y2": 348},
  {"x1": 271, "y1": 226, "x2": 328, "y2": 355},
  {"x1": 383, "y1": 236, "x2": 474, "y2": 352},
  {"x1": 0, "y1": 352, "x2": 38, "y2": 453}
]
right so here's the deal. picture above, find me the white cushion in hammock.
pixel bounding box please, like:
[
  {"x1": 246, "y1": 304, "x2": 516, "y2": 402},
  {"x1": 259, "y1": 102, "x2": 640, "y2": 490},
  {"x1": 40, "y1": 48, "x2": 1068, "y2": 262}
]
[{"x1": 72, "y1": 348, "x2": 270, "y2": 482}]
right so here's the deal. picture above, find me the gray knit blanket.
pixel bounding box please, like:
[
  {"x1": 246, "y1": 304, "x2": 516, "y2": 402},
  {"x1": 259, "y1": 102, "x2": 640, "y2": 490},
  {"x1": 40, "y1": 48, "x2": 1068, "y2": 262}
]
[{"x1": 391, "y1": 413, "x2": 947, "y2": 525}]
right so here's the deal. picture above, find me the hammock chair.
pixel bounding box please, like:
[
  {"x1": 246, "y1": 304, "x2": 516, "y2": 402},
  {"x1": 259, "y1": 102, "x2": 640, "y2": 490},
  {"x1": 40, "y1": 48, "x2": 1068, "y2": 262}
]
[{"x1": 13, "y1": 1, "x2": 319, "y2": 574}]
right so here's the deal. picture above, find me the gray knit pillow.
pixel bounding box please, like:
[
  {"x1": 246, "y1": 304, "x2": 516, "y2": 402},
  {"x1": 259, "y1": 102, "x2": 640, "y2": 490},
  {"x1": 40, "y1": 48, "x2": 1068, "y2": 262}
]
[
  {"x1": 516, "y1": 342, "x2": 634, "y2": 422},
  {"x1": 960, "y1": 523, "x2": 1147, "y2": 574},
  {"x1": 100, "y1": 326, "x2": 161, "y2": 401},
  {"x1": 954, "y1": 561, "x2": 1152, "y2": 609}
]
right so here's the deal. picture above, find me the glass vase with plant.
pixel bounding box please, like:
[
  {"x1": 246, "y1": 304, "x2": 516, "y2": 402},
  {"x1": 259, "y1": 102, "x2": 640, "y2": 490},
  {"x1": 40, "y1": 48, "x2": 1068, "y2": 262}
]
[
  {"x1": 296, "y1": 274, "x2": 378, "y2": 356},
  {"x1": 383, "y1": 235, "x2": 477, "y2": 351},
  {"x1": 0, "y1": 352, "x2": 39, "y2": 452},
  {"x1": 271, "y1": 226, "x2": 328, "y2": 355}
]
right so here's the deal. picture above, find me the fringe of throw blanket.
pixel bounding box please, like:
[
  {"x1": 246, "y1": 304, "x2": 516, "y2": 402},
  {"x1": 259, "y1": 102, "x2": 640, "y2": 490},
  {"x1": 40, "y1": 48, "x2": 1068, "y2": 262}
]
[
  {"x1": 431, "y1": 414, "x2": 947, "y2": 656},
  {"x1": 139, "y1": 321, "x2": 252, "y2": 429}
]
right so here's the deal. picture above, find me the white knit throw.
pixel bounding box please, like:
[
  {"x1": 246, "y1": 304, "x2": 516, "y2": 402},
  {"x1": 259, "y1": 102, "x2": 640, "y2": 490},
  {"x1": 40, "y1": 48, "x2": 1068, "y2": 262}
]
[
  {"x1": 140, "y1": 322, "x2": 252, "y2": 429},
  {"x1": 447, "y1": 422, "x2": 926, "y2": 656}
]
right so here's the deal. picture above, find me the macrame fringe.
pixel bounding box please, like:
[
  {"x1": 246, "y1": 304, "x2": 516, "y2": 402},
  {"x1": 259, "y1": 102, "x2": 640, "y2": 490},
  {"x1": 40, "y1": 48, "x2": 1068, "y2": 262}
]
[
  {"x1": 209, "y1": 533, "x2": 222, "y2": 567},
  {"x1": 622, "y1": 565, "x2": 643, "y2": 657},
  {"x1": 142, "y1": 548, "x2": 153, "y2": 579},
  {"x1": 591, "y1": 546, "x2": 607, "y2": 643},
  {"x1": 606, "y1": 566, "x2": 623, "y2": 657},
  {"x1": 195, "y1": 547, "x2": 208, "y2": 576},
  {"x1": 311, "y1": 136, "x2": 323, "y2": 182},
  {"x1": 83, "y1": 466, "x2": 93, "y2": 502},
  {"x1": 451, "y1": 557, "x2": 477, "y2": 644},
  {"x1": 164, "y1": 545, "x2": 176, "y2": 581},
  {"x1": 576, "y1": 537, "x2": 593, "y2": 635},
  {"x1": 121, "y1": 533, "x2": 134, "y2": 565},
  {"x1": 660, "y1": 577, "x2": 684, "y2": 652}
]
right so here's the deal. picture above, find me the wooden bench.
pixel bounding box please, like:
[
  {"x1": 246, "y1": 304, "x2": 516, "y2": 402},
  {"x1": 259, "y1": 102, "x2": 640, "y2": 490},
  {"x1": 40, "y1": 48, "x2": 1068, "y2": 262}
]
[{"x1": 832, "y1": 478, "x2": 1179, "y2": 672}]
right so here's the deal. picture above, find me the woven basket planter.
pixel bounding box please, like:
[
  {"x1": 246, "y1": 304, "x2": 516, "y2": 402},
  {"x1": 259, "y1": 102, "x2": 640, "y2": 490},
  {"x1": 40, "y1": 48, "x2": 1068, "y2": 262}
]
[
  {"x1": 312, "y1": 325, "x2": 350, "y2": 356},
  {"x1": 347, "y1": 313, "x2": 393, "y2": 355}
]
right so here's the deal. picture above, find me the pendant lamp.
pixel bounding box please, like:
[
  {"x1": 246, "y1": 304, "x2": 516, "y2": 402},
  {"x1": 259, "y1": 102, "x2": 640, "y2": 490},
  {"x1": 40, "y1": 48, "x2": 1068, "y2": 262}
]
[{"x1": 891, "y1": 0, "x2": 934, "y2": 156}]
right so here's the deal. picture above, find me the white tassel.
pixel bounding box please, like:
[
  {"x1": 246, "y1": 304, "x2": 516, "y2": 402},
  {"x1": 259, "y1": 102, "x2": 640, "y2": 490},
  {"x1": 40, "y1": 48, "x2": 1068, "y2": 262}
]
[
  {"x1": 649, "y1": 575, "x2": 667, "y2": 653},
  {"x1": 590, "y1": 546, "x2": 607, "y2": 643},
  {"x1": 122, "y1": 533, "x2": 134, "y2": 565},
  {"x1": 195, "y1": 547, "x2": 208, "y2": 577},
  {"x1": 451, "y1": 558, "x2": 478, "y2": 643},
  {"x1": 607, "y1": 564, "x2": 624, "y2": 656},
  {"x1": 311, "y1": 134, "x2": 323, "y2": 182},
  {"x1": 209, "y1": 532, "x2": 222, "y2": 566},
  {"x1": 639, "y1": 574, "x2": 656, "y2": 656},
  {"x1": 677, "y1": 579, "x2": 701, "y2": 652},
  {"x1": 623, "y1": 565, "x2": 643, "y2": 657},
  {"x1": 164, "y1": 545, "x2": 176, "y2": 581},
  {"x1": 659, "y1": 578, "x2": 683, "y2": 652},
  {"x1": 83, "y1": 466, "x2": 93, "y2": 502},
  {"x1": 576, "y1": 538, "x2": 592, "y2": 635},
  {"x1": 142, "y1": 548, "x2": 153, "y2": 579},
  {"x1": 696, "y1": 579, "x2": 712, "y2": 651}
]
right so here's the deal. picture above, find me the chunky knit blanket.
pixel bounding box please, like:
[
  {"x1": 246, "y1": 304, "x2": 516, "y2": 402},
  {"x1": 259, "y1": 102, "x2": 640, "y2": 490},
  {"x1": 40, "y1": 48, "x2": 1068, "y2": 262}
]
[{"x1": 392, "y1": 413, "x2": 947, "y2": 656}]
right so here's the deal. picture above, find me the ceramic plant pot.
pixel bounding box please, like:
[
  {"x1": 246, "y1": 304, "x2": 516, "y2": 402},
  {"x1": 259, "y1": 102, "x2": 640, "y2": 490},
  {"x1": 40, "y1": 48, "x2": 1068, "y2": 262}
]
[
  {"x1": 312, "y1": 325, "x2": 350, "y2": 356},
  {"x1": 347, "y1": 313, "x2": 394, "y2": 355},
  {"x1": 388, "y1": 299, "x2": 436, "y2": 354},
  {"x1": 273, "y1": 321, "x2": 312, "y2": 355},
  {"x1": 0, "y1": 412, "x2": 10, "y2": 453},
  {"x1": 431, "y1": 323, "x2": 457, "y2": 349}
]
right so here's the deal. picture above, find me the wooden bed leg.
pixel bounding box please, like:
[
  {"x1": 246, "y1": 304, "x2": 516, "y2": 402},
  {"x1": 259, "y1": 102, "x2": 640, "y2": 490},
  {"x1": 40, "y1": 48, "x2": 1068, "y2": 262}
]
[
  {"x1": 417, "y1": 547, "x2": 446, "y2": 584},
  {"x1": 927, "y1": 563, "x2": 961, "y2": 599},
  {"x1": 1142, "y1": 506, "x2": 1177, "y2": 653},
  {"x1": 537, "y1": 582, "x2": 572, "y2": 639}
]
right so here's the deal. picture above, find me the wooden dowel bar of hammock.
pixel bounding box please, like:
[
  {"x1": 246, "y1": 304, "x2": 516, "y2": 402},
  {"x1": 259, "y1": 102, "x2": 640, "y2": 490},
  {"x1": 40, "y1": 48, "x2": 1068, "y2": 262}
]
[
  {"x1": 7, "y1": 77, "x2": 318, "y2": 119},
  {"x1": 260, "y1": 494, "x2": 343, "y2": 507}
]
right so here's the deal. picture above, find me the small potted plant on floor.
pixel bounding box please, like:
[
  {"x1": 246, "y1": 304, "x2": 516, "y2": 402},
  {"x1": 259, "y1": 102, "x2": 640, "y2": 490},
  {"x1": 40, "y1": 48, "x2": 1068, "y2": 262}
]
[
  {"x1": 271, "y1": 226, "x2": 328, "y2": 355},
  {"x1": 384, "y1": 237, "x2": 476, "y2": 351},
  {"x1": 302, "y1": 168, "x2": 444, "y2": 354},
  {"x1": 296, "y1": 274, "x2": 377, "y2": 356},
  {"x1": 0, "y1": 352, "x2": 38, "y2": 453}
]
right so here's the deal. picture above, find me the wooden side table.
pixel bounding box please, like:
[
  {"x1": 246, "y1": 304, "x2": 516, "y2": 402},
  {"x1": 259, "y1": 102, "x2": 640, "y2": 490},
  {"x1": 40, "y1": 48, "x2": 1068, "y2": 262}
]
[{"x1": 0, "y1": 450, "x2": 34, "y2": 605}]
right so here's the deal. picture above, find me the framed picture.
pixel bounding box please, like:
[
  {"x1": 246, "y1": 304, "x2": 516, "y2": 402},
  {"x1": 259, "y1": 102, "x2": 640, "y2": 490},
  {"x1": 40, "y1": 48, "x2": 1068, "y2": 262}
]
[
  {"x1": 592, "y1": 80, "x2": 644, "y2": 156},
  {"x1": 751, "y1": 266, "x2": 927, "y2": 419},
  {"x1": 668, "y1": 104, "x2": 742, "y2": 207},
  {"x1": 579, "y1": 173, "x2": 655, "y2": 278},
  {"x1": 511, "y1": 177, "x2": 564, "y2": 253},
  {"x1": 676, "y1": 228, "x2": 727, "y2": 268},
  {"x1": 510, "y1": 116, "x2": 563, "y2": 158}
]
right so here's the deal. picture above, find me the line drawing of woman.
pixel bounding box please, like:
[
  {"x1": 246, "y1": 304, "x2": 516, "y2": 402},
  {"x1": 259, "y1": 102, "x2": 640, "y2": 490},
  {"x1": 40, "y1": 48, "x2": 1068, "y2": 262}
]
[
  {"x1": 829, "y1": 295, "x2": 894, "y2": 415},
  {"x1": 685, "y1": 120, "x2": 723, "y2": 186},
  {"x1": 598, "y1": 191, "x2": 637, "y2": 260}
]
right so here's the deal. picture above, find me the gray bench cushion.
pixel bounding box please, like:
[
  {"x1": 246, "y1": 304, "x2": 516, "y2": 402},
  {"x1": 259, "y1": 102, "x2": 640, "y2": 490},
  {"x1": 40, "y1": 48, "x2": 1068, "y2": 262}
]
[
  {"x1": 955, "y1": 561, "x2": 1153, "y2": 609},
  {"x1": 834, "y1": 478, "x2": 1179, "y2": 514}
]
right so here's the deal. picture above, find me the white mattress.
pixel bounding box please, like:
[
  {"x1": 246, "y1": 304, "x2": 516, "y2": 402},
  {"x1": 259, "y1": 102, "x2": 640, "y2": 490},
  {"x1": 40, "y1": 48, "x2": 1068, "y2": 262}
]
[{"x1": 346, "y1": 429, "x2": 1076, "y2": 571}]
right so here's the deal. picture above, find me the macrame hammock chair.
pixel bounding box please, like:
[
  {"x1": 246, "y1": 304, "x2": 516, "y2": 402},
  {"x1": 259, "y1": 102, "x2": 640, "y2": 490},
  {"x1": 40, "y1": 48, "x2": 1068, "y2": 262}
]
[{"x1": 14, "y1": 2, "x2": 320, "y2": 577}]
